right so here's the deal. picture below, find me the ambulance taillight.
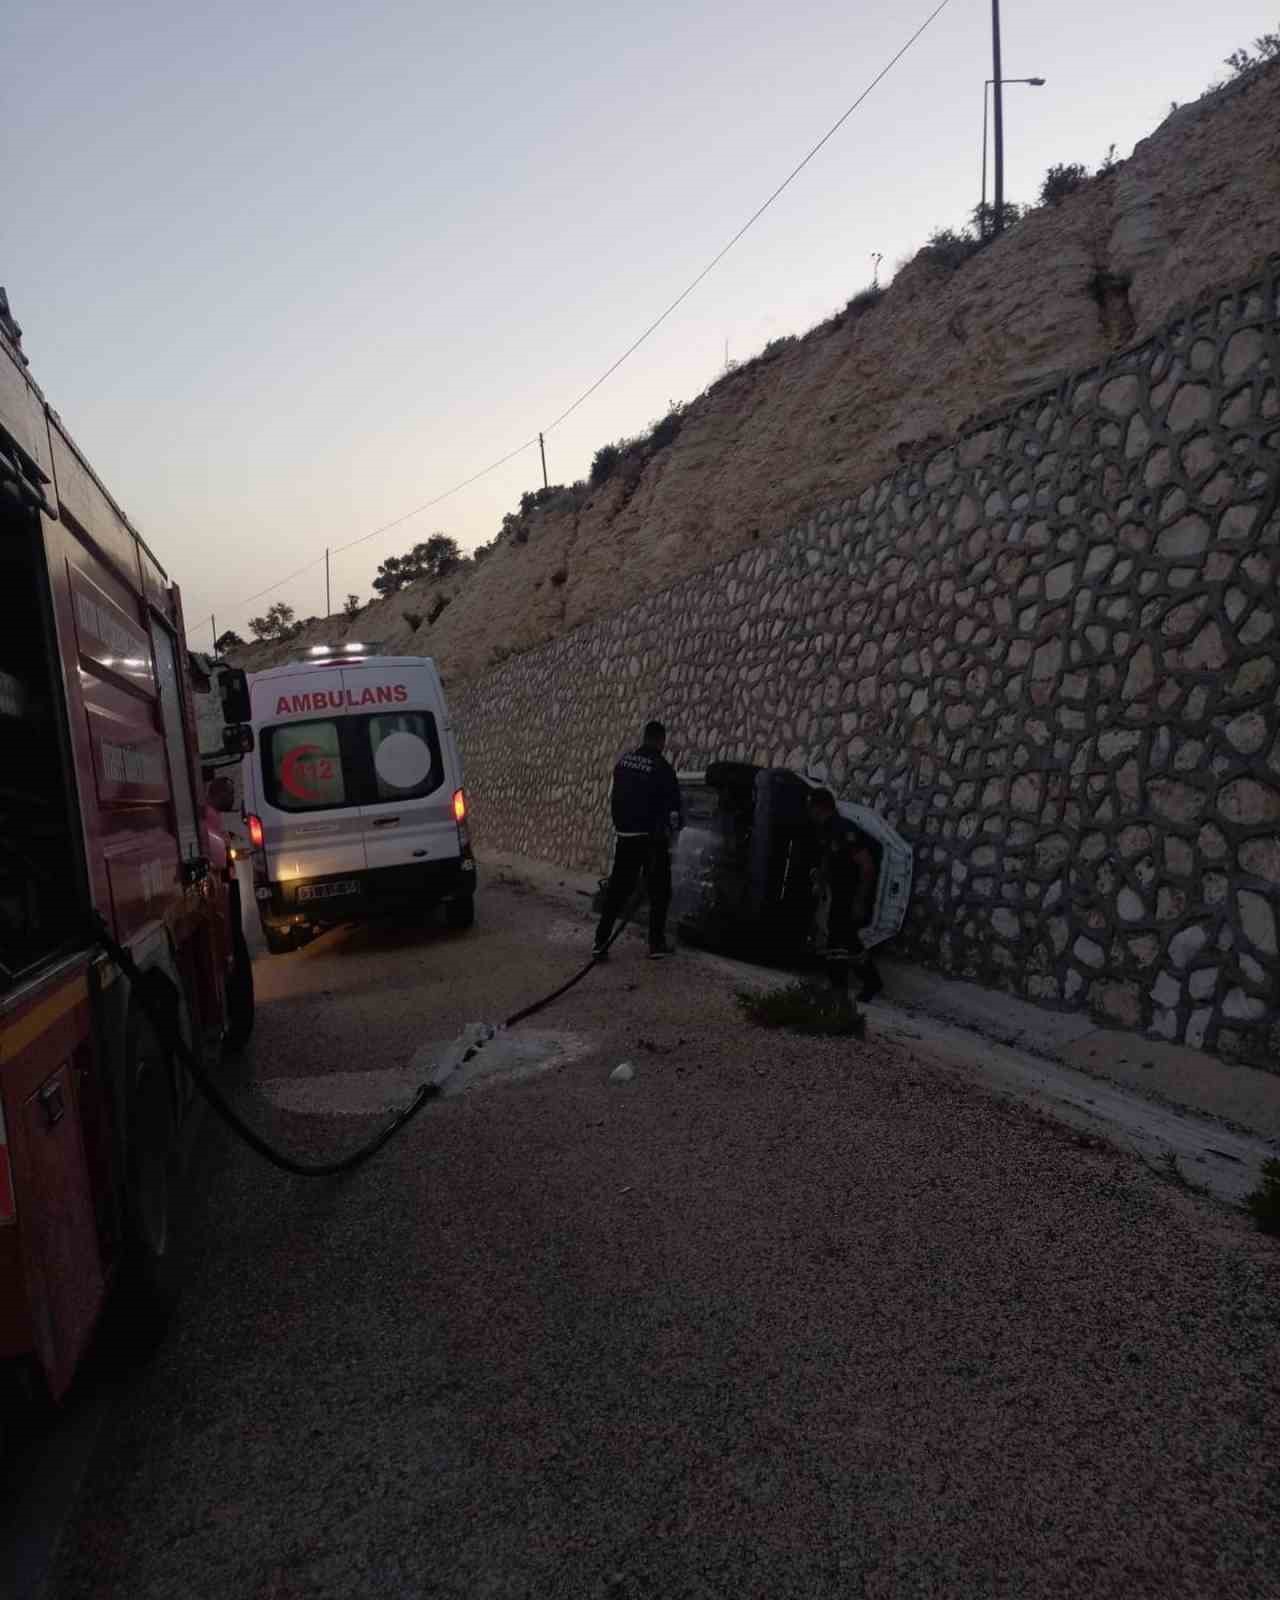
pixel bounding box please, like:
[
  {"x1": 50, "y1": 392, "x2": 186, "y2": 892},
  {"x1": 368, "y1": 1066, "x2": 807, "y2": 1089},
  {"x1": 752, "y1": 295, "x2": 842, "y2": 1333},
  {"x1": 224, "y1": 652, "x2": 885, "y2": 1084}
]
[{"x1": 453, "y1": 789, "x2": 471, "y2": 855}]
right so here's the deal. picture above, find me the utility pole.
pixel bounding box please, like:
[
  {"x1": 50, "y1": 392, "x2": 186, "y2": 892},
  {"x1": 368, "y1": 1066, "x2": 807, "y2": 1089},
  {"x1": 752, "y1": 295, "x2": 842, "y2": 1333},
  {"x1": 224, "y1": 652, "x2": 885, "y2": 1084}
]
[
  {"x1": 539, "y1": 432, "x2": 548, "y2": 491},
  {"x1": 325, "y1": 547, "x2": 331, "y2": 616},
  {"x1": 991, "y1": 0, "x2": 1005, "y2": 234},
  {"x1": 211, "y1": 615, "x2": 217, "y2": 658}
]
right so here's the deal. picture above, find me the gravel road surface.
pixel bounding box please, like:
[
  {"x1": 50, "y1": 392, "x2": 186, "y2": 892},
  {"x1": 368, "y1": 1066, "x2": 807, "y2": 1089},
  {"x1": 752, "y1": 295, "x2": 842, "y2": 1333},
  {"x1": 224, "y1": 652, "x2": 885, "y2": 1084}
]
[{"x1": 48, "y1": 872, "x2": 1280, "y2": 1599}]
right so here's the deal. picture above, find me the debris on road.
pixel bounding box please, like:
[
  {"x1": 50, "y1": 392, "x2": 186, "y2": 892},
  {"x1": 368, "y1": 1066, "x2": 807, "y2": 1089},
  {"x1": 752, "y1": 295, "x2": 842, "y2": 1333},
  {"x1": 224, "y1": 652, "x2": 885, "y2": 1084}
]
[
  {"x1": 426, "y1": 1020, "x2": 502, "y2": 1089},
  {"x1": 610, "y1": 1062, "x2": 635, "y2": 1083}
]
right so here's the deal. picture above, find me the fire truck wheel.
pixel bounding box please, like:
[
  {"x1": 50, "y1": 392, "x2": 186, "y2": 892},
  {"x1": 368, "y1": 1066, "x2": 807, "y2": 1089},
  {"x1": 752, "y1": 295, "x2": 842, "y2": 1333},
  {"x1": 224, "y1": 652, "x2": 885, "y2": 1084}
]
[
  {"x1": 225, "y1": 935, "x2": 255, "y2": 1052},
  {"x1": 224, "y1": 880, "x2": 256, "y2": 1051},
  {"x1": 121, "y1": 1002, "x2": 183, "y2": 1338},
  {"x1": 444, "y1": 893, "x2": 475, "y2": 931}
]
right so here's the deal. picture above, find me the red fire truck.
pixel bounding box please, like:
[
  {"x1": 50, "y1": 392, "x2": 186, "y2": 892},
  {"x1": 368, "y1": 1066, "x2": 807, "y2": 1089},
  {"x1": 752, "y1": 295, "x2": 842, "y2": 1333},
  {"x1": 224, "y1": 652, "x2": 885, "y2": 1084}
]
[{"x1": 0, "y1": 290, "x2": 254, "y2": 1420}]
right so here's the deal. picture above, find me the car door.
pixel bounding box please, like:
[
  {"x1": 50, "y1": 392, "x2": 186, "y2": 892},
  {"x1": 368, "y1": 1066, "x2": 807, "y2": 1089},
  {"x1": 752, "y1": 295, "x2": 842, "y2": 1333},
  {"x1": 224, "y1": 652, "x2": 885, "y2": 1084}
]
[{"x1": 346, "y1": 666, "x2": 458, "y2": 873}]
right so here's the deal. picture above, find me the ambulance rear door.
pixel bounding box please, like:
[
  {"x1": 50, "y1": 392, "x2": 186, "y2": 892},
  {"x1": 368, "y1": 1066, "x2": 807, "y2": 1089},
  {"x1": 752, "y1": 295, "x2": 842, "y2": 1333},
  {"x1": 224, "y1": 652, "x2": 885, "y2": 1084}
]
[{"x1": 346, "y1": 662, "x2": 460, "y2": 874}]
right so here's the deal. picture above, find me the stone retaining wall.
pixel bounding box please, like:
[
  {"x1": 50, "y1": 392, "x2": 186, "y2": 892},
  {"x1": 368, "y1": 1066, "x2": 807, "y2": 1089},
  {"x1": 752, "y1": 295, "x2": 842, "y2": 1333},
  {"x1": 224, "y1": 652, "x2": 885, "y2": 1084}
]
[{"x1": 455, "y1": 264, "x2": 1280, "y2": 1067}]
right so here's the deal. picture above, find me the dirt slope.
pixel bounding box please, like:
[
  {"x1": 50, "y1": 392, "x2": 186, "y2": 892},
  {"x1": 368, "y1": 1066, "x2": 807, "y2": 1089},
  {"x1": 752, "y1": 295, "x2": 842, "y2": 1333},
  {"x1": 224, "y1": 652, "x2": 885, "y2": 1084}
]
[{"x1": 228, "y1": 64, "x2": 1280, "y2": 687}]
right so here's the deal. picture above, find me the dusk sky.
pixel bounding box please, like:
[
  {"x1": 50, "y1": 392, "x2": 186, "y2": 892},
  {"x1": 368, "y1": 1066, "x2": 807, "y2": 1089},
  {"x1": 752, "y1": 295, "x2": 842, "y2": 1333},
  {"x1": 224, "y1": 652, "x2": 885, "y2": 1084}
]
[{"x1": 9, "y1": 0, "x2": 1274, "y2": 642}]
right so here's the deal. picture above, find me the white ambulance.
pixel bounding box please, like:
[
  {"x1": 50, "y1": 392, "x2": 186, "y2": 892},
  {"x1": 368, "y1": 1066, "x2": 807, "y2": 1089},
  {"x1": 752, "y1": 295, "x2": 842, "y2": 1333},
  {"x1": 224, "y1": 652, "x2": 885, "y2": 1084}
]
[{"x1": 241, "y1": 647, "x2": 475, "y2": 953}]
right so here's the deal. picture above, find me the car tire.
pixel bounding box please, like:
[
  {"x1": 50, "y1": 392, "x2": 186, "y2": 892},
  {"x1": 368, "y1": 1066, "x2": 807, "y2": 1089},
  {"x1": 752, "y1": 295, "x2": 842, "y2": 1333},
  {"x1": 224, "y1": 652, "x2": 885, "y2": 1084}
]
[
  {"x1": 444, "y1": 894, "x2": 475, "y2": 932},
  {"x1": 262, "y1": 924, "x2": 297, "y2": 956}
]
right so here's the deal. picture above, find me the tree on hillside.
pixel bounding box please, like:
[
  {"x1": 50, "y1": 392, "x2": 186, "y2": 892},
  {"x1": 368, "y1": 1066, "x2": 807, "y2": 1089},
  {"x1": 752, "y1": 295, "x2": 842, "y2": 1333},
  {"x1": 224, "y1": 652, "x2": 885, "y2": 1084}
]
[
  {"x1": 371, "y1": 534, "x2": 461, "y2": 597},
  {"x1": 343, "y1": 593, "x2": 363, "y2": 618},
  {"x1": 214, "y1": 629, "x2": 245, "y2": 653},
  {"x1": 248, "y1": 601, "x2": 297, "y2": 641}
]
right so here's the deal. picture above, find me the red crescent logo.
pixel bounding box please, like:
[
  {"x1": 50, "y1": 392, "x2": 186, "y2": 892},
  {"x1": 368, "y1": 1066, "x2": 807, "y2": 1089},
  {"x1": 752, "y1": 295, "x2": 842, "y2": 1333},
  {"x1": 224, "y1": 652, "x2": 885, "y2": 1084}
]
[{"x1": 281, "y1": 743, "x2": 325, "y2": 802}]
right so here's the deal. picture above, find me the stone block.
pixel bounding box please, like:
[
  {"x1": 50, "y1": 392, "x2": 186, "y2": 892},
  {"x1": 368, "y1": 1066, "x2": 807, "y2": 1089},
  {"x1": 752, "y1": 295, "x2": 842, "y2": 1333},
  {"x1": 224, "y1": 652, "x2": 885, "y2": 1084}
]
[
  {"x1": 1118, "y1": 888, "x2": 1145, "y2": 922},
  {"x1": 1238, "y1": 890, "x2": 1277, "y2": 956},
  {"x1": 1218, "y1": 778, "x2": 1280, "y2": 826},
  {"x1": 1149, "y1": 779, "x2": 1206, "y2": 823},
  {"x1": 1223, "y1": 988, "x2": 1267, "y2": 1021},
  {"x1": 1168, "y1": 924, "x2": 1209, "y2": 968},
  {"x1": 1167, "y1": 383, "x2": 1213, "y2": 432},
  {"x1": 1238, "y1": 837, "x2": 1280, "y2": 885},
  {"x1": 1155, "y1": 515, "x2": 1210, "y2": 559},
  {"x1": 1074, "y1": 936, "x2": 1105, "y2": 969},
  {"x1": 1222, "y1": 327, "x2": 1265, "y2": 382},
  {"x1": 1098, "y1": 981, "x2": 1142, "y2": 1026}
]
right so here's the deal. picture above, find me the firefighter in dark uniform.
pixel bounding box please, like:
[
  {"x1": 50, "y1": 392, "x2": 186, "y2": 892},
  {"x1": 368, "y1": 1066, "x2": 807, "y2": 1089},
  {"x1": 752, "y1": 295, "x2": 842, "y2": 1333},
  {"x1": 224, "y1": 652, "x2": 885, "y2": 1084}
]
[
  {"x1": 807, "y1": 787, "x2": 884, "y2": 1006},
  {"x1": 593, "y1": 720, "x2": 683, "y2": 960}
]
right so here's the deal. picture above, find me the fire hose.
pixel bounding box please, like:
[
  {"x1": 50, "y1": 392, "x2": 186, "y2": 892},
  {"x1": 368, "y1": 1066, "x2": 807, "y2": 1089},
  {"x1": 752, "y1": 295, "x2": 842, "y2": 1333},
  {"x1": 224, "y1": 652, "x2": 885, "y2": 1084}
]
[{"x1": 91, "y1": 890, "x2": 641, "y2": 1179}]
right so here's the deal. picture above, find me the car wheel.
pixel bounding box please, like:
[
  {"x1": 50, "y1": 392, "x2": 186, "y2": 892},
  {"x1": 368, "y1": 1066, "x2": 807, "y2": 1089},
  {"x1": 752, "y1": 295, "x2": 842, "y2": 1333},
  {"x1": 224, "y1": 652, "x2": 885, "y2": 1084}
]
[
  {"x1": 262, "y1": 924, "x2": 297, "y2": 956},
  {"x1": 444, "y1": 894, "x2": 475, "y2": 931}
]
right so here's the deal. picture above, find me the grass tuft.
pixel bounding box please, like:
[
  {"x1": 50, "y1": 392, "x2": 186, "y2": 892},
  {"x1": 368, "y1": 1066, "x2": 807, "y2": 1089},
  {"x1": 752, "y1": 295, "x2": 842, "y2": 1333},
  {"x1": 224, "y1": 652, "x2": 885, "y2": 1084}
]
[
  {"x1": 1243, "y1": 1157, "x2": 1280, "y2": 1236},
  {"x1": 1159, "y1": 1149, "x2": 1211, "y2": 1198},
  {"x1": 735, "y1": 982, "x2": 863, "y2": 1038}
]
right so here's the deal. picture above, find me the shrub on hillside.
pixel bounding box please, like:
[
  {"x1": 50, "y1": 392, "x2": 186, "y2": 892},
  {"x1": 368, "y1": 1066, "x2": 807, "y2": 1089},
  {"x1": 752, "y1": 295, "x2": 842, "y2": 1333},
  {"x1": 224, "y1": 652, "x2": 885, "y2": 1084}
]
[
  {"x1": 648, "y1": 404, "x2": 684, "y2": 451},
  {"x1": 590, "y1": 442, "x2": 621, "y2": 485},
  {"x1": 1224, "y1": 28, "x2": 1280, "y2": 79},
  {"x1": 845, "y1": 283, "x2": 884, "y2": 317},
  {"x1": 971, "y1": 201, "x2": 1025, "y2": 241},
  {"x1": 919, "y1": 227, "x2": 983, "y2": 270},
  {"x1": 1040, "y1": 162, "x2": 1090, "y2": 205},
  {"x1": 519, "y1": 485, "x2": 568, "y2": 516}
]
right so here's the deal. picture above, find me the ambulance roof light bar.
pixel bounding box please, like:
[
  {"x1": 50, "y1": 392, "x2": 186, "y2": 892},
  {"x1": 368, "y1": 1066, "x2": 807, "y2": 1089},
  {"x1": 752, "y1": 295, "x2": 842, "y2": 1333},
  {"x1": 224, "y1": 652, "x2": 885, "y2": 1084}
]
[{"x1": 306, "y1": 641, "x2": 367, "y2": 660}]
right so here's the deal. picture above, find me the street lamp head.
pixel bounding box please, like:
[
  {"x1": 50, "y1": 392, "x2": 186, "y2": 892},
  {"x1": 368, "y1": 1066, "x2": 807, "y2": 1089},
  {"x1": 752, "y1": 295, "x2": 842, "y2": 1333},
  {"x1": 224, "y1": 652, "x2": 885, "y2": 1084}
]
[{"x1": 1028, "y1": 76, "x2": 1046, "y2": 86}]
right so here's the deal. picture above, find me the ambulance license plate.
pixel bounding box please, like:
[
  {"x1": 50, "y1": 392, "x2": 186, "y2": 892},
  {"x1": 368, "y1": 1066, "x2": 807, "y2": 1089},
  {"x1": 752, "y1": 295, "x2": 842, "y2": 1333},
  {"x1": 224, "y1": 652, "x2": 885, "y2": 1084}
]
[{"x1": 297, "y1": 879, "x2": 360, "y2": 902}]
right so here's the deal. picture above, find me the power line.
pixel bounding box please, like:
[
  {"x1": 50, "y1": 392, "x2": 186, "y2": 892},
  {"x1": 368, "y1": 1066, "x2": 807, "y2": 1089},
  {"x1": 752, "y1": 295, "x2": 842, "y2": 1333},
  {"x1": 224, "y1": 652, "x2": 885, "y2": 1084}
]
[
  {"x1": 542, "y1": 0, "x2": 956, "y2": 435},
  {"x1": 196, "y1": 0, "x2": 954, "y2": 633},
  {"x1": 235, "y1": 554, "x2": 328, "y2": 613},
  {"x1": 199, "y1": 438, "x2": 538, "y2": 634},
  {"x1": 331, "y1": 436, "x2": 539, "y2": 556}
]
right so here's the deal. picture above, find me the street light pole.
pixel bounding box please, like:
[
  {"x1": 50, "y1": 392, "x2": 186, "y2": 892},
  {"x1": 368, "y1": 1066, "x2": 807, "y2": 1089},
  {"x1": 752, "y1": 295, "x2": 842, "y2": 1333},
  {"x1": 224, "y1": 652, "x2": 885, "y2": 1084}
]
[
  {"x1": 992, "y1": 0, "x2": 1005, "y2": 232},
  {"x1": 981, "y1": 76, "x2": 1046, "y2": 228}
]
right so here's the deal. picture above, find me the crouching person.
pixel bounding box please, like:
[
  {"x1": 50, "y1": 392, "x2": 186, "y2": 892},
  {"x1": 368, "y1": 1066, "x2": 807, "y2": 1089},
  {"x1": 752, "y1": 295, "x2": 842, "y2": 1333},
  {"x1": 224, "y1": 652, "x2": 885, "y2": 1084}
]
[{"x1": 807, "y1": 788, "x2": 884, "y2": 1013}]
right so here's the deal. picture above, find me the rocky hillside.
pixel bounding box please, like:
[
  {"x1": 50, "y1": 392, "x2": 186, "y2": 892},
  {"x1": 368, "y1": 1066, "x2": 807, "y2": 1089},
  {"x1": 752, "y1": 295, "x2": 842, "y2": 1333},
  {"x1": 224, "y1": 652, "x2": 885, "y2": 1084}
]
[{"x1": 227, "y1": 62, "x2": 1280, "y2": 688}]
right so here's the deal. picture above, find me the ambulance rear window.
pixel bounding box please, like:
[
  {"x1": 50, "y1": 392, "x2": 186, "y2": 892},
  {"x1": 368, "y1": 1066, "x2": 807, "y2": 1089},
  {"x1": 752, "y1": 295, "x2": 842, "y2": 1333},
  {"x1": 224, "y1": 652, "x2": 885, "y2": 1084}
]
[
  {"x1": 368, "y1": 713, "x2": 443, "y2": 802},
  {"x1": 263, "y1": 720, "x2": 348, "y2": 812},
  {"x1": 260, "y1": 711, "x2": 443, "y2": 812}
]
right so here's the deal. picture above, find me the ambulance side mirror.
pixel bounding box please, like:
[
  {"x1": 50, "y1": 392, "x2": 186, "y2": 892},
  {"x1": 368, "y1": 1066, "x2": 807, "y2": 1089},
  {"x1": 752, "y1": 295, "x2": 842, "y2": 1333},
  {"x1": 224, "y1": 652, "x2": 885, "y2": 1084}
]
[
  {"x1": 222, "y1": 724, "x2": 255, "y2": 757},
  {"x1": 218, "y1": 668, "x2": 251, "y2": 726}
]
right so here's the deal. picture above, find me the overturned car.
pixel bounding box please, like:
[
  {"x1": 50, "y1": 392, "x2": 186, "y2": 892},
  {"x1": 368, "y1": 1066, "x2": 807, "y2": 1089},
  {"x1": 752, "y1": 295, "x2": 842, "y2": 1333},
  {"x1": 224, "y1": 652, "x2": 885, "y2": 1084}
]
[{"x1": 668, "y1": 764, "x2": 913, "y2": 962}]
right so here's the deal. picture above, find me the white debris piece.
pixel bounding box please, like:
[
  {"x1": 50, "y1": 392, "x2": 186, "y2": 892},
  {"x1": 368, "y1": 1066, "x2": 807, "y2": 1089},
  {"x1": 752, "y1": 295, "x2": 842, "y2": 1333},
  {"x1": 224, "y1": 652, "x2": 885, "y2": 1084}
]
[
  {"x1": 610, "y1": 1062, "x2": 635, "y2": 1084},
  {"x1": 427, "y1": 1021, "x2": 501, "y2": 1089}
]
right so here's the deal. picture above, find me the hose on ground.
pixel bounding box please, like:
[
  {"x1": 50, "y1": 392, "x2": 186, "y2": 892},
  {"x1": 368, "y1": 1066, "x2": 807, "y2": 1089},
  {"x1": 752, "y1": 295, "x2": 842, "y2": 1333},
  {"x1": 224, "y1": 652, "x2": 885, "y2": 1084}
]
[{"x1": 91, "y1": 886, "x2": 643, "y2": 1179}]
